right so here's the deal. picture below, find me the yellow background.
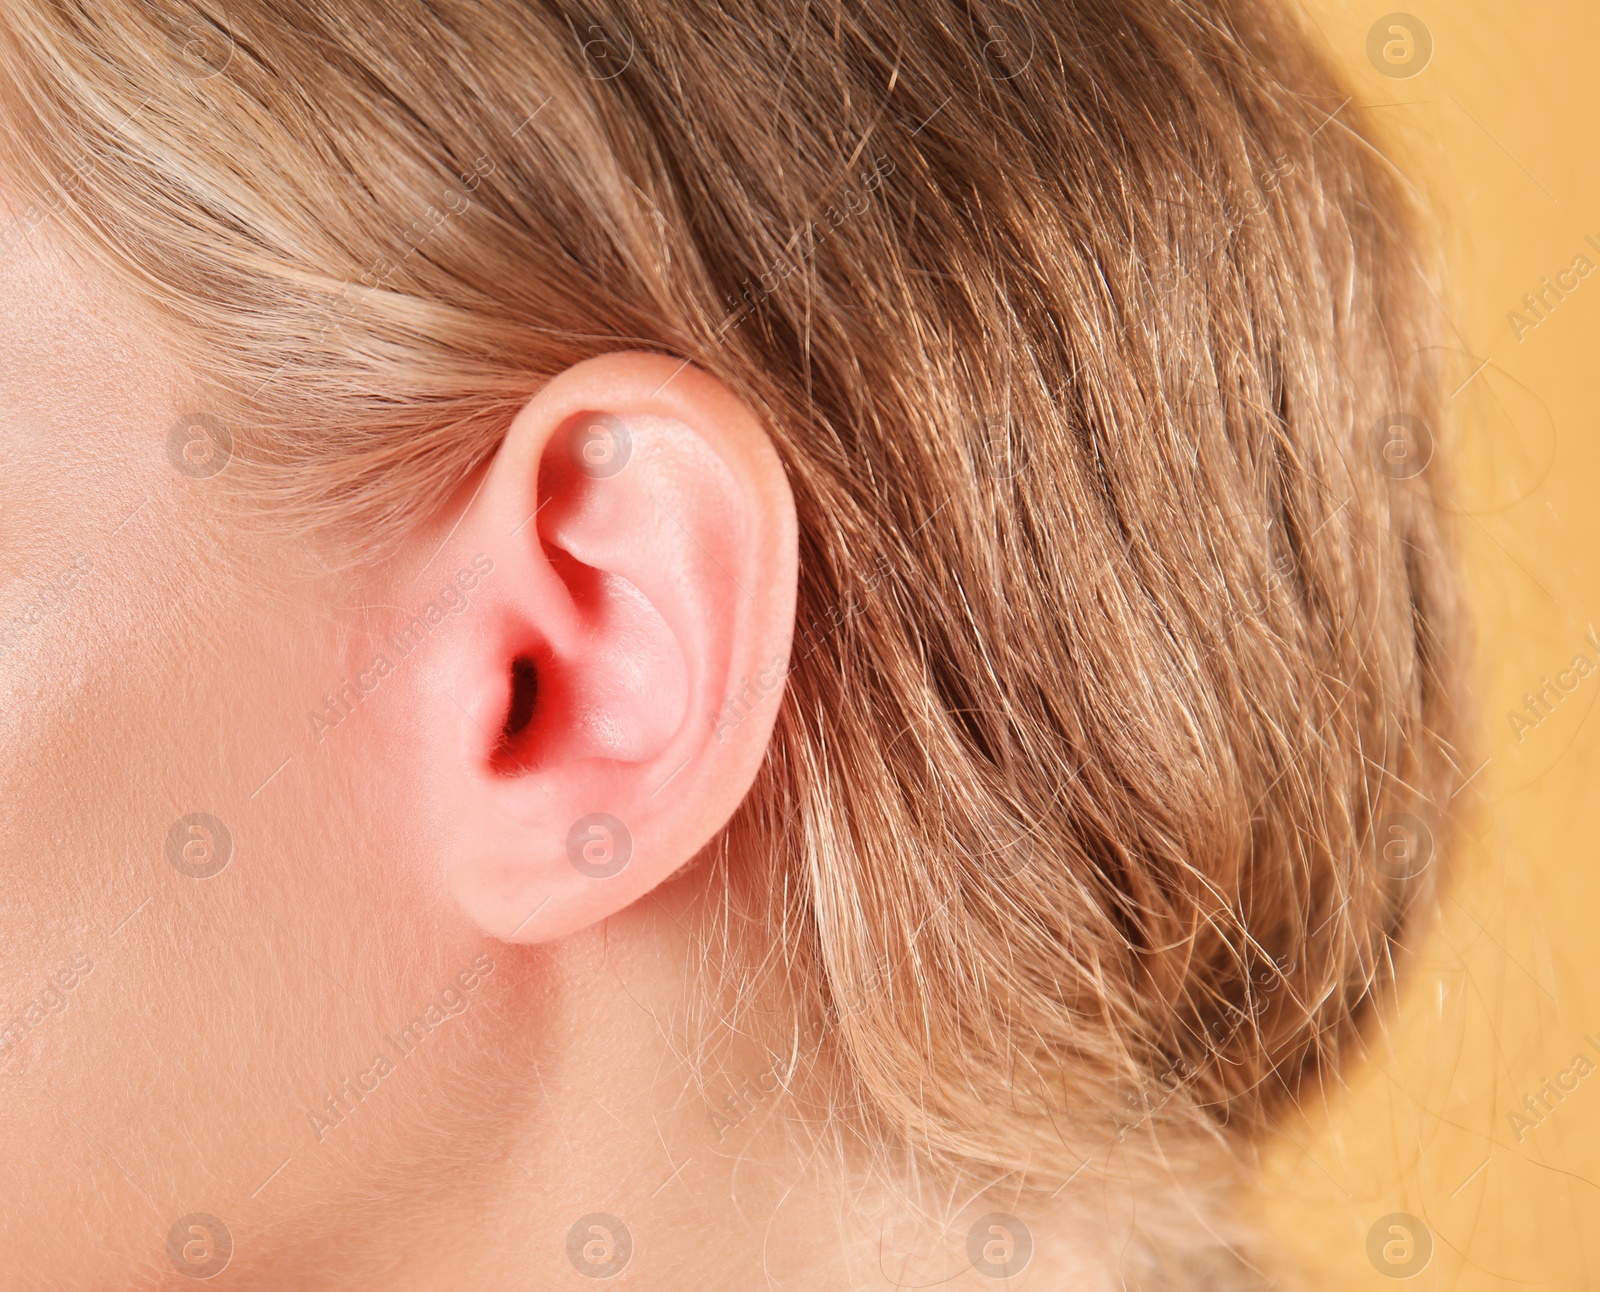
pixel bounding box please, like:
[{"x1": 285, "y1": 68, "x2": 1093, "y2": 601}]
[{"x1": 1262, "y1": 2, "x2": 1600, "y2": 1286}]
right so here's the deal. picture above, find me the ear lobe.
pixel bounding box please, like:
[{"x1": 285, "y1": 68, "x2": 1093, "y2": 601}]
[{"x1": 417, "y1": 353, "x2": 797, "y2": 944}]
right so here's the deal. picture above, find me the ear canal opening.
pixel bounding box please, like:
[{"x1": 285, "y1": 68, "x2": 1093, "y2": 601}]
[
  {"x1": 491, "y1": 655, "x2": 540, "y2": 772},
  {"x1": 502, "y1": 655, "x2": 539, "y2": 739}
]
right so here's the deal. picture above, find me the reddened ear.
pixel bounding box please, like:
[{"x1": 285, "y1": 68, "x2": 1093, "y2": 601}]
[{"x1": 413, "y1": 353, "x2": 797, "y2": 943}]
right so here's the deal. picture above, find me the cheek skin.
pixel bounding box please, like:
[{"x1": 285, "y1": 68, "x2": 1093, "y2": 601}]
[{"x1": 0, "y1": 231, "x2": 526, "y2": 1282}]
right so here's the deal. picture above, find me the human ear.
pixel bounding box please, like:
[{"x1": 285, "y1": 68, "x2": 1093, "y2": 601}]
[{"x1": 413, "y1": 352, "x2": 797, "y2": 943}]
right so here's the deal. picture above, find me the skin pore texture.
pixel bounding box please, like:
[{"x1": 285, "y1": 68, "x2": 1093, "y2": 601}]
[{"x1": 0, "y1": 206, "x2": 1040, "y2": 1291}]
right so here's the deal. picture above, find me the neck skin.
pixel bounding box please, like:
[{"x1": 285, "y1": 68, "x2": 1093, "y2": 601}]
[{"x1": 235, "y1": 865, "x2": 1090, "y2": 1291}]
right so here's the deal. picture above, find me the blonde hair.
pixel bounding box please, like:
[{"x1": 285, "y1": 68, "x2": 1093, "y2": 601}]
[{"x1": 1, "y1": 0, "x2": 1468, "y2": 1279}]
